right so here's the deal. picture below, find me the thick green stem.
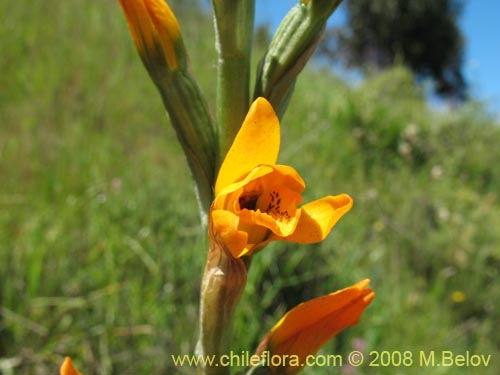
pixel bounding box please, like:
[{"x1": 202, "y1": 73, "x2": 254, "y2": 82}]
[{"x1": 212, "y1": 0, "x2": 255, "y2": 167}]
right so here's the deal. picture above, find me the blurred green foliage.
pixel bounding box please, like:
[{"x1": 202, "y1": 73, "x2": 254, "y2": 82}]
[{"x1": 0, "y1": 1, "x2": 498, "y2": 374}]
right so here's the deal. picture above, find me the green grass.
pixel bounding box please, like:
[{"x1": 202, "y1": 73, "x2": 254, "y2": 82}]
[{"x1": 1, "y1": 1, "x2": 499, "y2": 374}]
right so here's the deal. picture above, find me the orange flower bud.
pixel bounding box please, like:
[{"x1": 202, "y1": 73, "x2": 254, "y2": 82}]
[
  {"x1": 255, "y1": 279, "x2": 375, "y2": 374},
  {"x1": 118, "y1": 0, "x2": 184, "y2": 72},
  {"x1": 60, "y1": 357, "x2": 83, "y2": 375}
]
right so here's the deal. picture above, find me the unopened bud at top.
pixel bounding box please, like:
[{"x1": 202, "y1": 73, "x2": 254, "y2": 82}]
[{"x1": 118, "y1": 0, "x2": 185, "y2": 73}]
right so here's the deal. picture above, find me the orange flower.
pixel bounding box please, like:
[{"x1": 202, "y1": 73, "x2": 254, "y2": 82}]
[
  {"x1": 256, "y1": 279, "x2": 375, "y2": 374},
  {"x1": 210, "y1": 97, "x2": 353, "y2": 258},
  {"x1": 60, "y1": 357, "x2": 83, "y2": 375}
]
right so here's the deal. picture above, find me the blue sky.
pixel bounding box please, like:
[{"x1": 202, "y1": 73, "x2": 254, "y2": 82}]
[
  {"x1": 460, "y1": 1, "x2": 500, "y2": 116},
  {"x1": 254, "y1": 0, "x2": 500, "y2": 117}
]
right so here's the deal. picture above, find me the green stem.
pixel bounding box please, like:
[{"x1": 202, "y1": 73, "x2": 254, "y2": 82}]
[{"x1": 212, "y1": 0, "x2": 255, "y2": 167}]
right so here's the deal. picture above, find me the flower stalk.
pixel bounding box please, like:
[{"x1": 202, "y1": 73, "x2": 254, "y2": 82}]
[
  {"x1": 87, "y1": 3, "x2": 374, "y2": 375},
  {"x1": 118, "y1": 0, "x2": 217, "y2": 221},
  {"x1": 196, "y1": 226, "x2": 248, "y2": 375}
]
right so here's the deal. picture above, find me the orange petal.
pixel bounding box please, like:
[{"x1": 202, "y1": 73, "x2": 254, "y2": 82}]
[
  {"x1": 238, "y1": 208, "x2": 298, "y2": 242},
  {"x1": 215, "y1": 165, "x2": 274, "y2": 202},
  {"x1": 215, "y1": 164, "x2": 305, "y2": 204},
  {"x1": 60, "y1": 357, "x2": 83, "y2": 375},
  {"x1": 211, "y1": 210, "x2": 248, "y2": 258},
  {"x1": 215, "y1": 98, "x2": 280, "y2": 195},
  {"x1": 281, "y1": 194, "x2": 353, "y2": 243},
  {"x1": 265, "y1": 165, "x2": 305, "y2": 194},
  {"x1": 260, "y1": 280, "x2": 375, "y2": 374}
]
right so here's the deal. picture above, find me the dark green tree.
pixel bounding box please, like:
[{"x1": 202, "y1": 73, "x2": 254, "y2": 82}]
[{"x1": 319, "y1": 0, "x2": 467, "y2": 100}]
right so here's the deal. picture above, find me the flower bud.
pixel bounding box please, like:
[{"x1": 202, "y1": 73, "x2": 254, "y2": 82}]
[
  {"x1": 254, "y1": 279, "x2": 375, "y2": 374},
  {"x1": 118, "y1": 0, "x2": 185, "y2": 74},
  {"x1": 60, "y1": 357, "x2": 83, "y2": 375},
  {"x1": 254, "y1": 0, "x2": 343, "y2": 118}
]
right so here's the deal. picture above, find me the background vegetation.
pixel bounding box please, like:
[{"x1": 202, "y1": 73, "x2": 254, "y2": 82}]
[
  {"x1": 319, "y1": 0, "x2": 467, "y2": 99},
  {"x1": 1, "y1": 1, "x2": 498, "y2": 374}
]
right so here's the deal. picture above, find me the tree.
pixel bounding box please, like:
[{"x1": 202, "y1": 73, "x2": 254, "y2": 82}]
[{"x1": 319, "y1": 0, "x2": 467, "y2": 100}]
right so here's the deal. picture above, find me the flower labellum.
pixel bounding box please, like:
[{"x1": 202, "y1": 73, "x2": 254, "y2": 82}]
[{"x1": 210, "y1": 97, "x2": 353, "y2": 258}]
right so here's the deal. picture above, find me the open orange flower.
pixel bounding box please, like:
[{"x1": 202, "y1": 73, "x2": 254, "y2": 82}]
[
  {"x1": 60, "y1": 357, "x2": 83, "y2": 375},
  {"x1": 210, "y1": 97, "x2": 353, "y2": 258},
  {"x1": 256, "y1": 279, "x2": 375, "y2": 374}
]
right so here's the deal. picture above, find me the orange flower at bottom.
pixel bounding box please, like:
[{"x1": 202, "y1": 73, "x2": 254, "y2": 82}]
[
  {"x1": 60, "y1": 357, "x2": 83, "y2": 375},
  {"x1": 255, "y1": 279, "x2": 375, "y2": 374}
]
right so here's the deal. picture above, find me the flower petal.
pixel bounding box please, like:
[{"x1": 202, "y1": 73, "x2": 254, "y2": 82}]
[
  {"x1": 60, "y1": 357, "x2": 83, "y2": 375},
  {"x1": 210, "y1": 210, "x2": 248, "y2": 258},
  {"x1": 239, "y1": 206, "x2": 301, "y2": 239},
  {"x1": 215, "y1": 165, "x2": 275, "y2": 207},
  {"x1": 281, "y1": 194, "x2": 353, "y2": 243},
  {"x1": 215, "y1": 98, "x2": 280, "y2": 195}
]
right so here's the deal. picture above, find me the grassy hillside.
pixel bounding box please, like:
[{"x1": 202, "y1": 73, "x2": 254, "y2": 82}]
[{"x1": 1, "y1": 1, "x2": 499, "y2": 374}]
